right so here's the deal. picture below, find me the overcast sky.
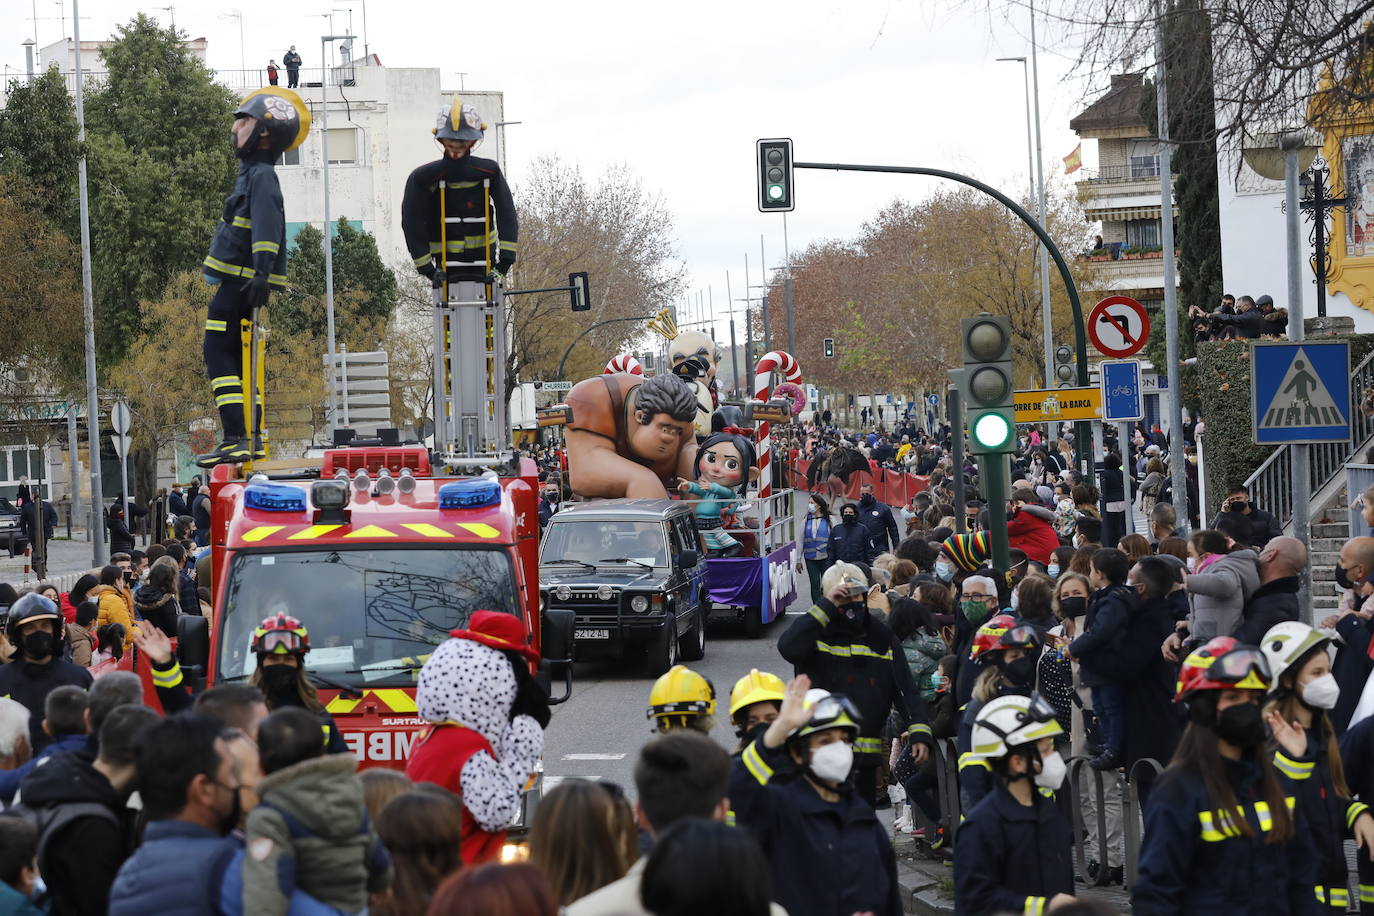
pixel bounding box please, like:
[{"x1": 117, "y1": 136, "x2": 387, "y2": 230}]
[{"x1": 3, "y1": 0, "x2": 1099, "y2": 335}]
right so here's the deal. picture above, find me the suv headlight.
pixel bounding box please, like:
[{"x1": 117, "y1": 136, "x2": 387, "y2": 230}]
[
  {"x1": 597, "y1": 585, "x2": 614, "y2": 601},
  {"x1": 630, "y1": 595, "x2": 649, "y2": 613},
  {"x1": 555, "y1": 585, "x2": 571, "y2": 602}
]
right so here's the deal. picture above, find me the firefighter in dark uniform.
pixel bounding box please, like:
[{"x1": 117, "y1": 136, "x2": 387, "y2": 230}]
[
  {"x1": 400, "y1": 97, "x2": 518, "y2": 284},
  {"x1": 197, "y1": 87, "x2": 310, "y2": 467},
  {"x1": 1132, "y1": 636, "x2": 1322, "y2": 915}
]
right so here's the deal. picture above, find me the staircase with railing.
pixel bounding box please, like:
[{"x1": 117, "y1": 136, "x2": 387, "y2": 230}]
[{"x1": 1244, "y1": 343, "x2": 1374, "y2": 610}]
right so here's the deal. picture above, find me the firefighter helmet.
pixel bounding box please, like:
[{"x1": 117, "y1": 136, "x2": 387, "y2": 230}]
[
  {"x1": 968, "y1": 693, "x2": 1063, "y2": 760},
  {"x1": 969, "y1": 615, "x2": 1040, "y2": 661},
  {"x1": 252, "y1": 612, "x2": 311, "y2": 657},
  {"x1": 434, "y1": 95, "x2": 486, "y2": 142},
  {"x1": 1260, "y1": 621, "x2": 1331, "y2": 689},
  {"x1": 729, "y1": 669, "x2": 786, "y2": 722},
  {"x1": 235, "y1": 87, "x2": 311, "y2": 155},
  {"x1": 647, "y1": 665, "x2": 716, "y2": 730},
  {"x1": 788, "y1": 688, "x2": 862, "y2": 742},
  {"x1": 4, "y1": 593, "x2": 63, "y2": 647},
  {"x1": 1175, "y1": 636, "x2": 1270, "y2": 701}
]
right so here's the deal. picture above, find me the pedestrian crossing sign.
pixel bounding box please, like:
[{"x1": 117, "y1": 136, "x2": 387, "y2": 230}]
[{"x1": 1250, "y1": 340, "x2": 1350, "y2": 444}]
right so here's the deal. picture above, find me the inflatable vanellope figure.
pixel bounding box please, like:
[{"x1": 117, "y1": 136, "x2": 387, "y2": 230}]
[
  {"x1": 405, "y1": 611, "x2": 550, "y2": 864},
  {"x1": 678, "y1": 427, "x2": 758, "y2": 557}
]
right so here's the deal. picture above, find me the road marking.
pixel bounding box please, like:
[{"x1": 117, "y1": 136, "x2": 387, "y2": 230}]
[
  {"x1": 561, "y1": 753, "x2": 626, "y2": 761},
  {"x1": 543, "y1": 777, "x2": 565, "y2": 789}
]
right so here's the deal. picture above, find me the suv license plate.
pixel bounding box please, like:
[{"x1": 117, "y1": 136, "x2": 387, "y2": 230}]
[{"x1": 574, "y1": 628, "x2": 610, "y2": 640}]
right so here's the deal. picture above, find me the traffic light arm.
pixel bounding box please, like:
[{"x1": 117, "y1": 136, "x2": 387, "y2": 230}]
[
  {"x1": 794, "y1": 158, "x2": 1092, "y2": 473},
  {"x1": 555, "y1": 314, "x2": 657, "y2": 380}
]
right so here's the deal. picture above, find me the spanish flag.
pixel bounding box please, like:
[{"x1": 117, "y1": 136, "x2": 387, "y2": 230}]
[{"x1": 1063, "y1": 143, "x2": 1083, "y2": 174}]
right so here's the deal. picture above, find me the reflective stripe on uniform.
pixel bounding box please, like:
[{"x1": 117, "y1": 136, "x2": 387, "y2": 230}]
[
  {"x1": 813, "y1": 641, "x2": 893, "y2": 661},
  {"x1": 1198, "y1": 797, "x2": 1296, "y2": 841},
  {"x1": 906, "y1": 723, "x2": 932, "y2": 739},
  {"x1": 231, "y1": 216, "x2": 252, "y2": 229},
  {"x1": 1360, "y1": 884, "x2": 1374, "y2": 903},
  {"x1": 1023, "y1": 896, "x2": 1046, "y2": 916},
  {"x1": 251, "y1": 240, "x2": 280, "y2": 254},
  {"x1": 151, "y1": 662, "x2": 183, "y2": 688},
  {"x1": 807, "y1": 605, "x2": 827, "y2": 625},
  {"x1": 854, "y1": 736, "x2": 883, "y2": 755},
  {"x1": 205, "y1": 319, "x2": 229, "y2": 332},
  {"x1": 203, "y1": 255, "x2": 246, "y2": 277},
  {"x1": 216, "y1": 393, "x2": 244, "y2": 407},
  {"x1": 958, "y1": 751, "x2": 992, "y2": 772},
  {"x1": 741, "y1": 742, "x2": 773, "y2": 786},
  {"x1": 1273, "y1": 750, "x2": 1314, "y2": 780},
  {"x1": 413, "y1": 254, "x2": 431, "y2": 267},
  {"x1": 1348, "y1": 801, "x2": 1370, "y2": 829},
  {"x1": 211, "y1": 375, "x2": 238, "y2": 389},
  {"x1": 321, "y1": 725, "x2": 331, "y2": 748},
  {"x1": 499, "y1": 240, "x2": 518, "y2": 252}
]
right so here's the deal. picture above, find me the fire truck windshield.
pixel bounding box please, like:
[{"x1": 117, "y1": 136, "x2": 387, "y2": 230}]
[{"x1": 216, "y1": 547, "x2": 520, "y2": 687}]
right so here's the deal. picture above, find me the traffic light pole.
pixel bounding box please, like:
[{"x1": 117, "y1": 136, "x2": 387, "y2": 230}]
[
  {"x1": 979, "y1": 454, "x2": 1011, "y2": 570},
  {"x1": 555, "y1": 314, "x2": 655, "y2": 380},
  {"x1": 948, "y1": 384, "x2": 968, "y2": 537},
  {"x1": 793, "y1": 160, "x2": 1094, "y2": 473}
]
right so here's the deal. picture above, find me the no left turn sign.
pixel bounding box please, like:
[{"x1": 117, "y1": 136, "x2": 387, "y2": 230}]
[{"x1": 1088, "y1": 296, "x2": 1151, "y2": 358}]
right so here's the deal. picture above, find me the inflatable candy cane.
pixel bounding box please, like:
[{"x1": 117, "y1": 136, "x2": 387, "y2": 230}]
[
  {"x1": 753, "y1": 351, "x2": 803, "y2": 535},
  {"x1": 604, "y1": 354, "x2": 644, "y2": 376}
]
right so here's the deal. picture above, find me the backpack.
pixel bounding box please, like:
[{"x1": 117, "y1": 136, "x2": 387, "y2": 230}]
[{"x1": 3, "y1": 801, "x2": 118, "y2": 873}]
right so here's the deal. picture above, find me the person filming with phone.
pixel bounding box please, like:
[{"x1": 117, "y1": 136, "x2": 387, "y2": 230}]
[
  {"x1": 778, "y1": 561, "x2": 934, "y2": 808},
  {"x1": 1209, "y1": 484, "x2": 1282, "y2": 550}
]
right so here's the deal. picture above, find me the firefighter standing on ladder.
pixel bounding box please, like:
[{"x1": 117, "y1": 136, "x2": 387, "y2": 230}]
[
  {"x1": 197, "y1": 87, "x2": 310, "y2": 468},
  {"x1": 401, "y1": 97, "x2": 518, "y2": 285}
]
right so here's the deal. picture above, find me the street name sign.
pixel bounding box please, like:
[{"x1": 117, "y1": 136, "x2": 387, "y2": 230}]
[{"x1": 1014, "y1": 386, "x2": 1103, "y2": 424}]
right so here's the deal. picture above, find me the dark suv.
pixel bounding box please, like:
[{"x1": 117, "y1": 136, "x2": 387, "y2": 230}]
[
  {"x1": 539, "y1": 499, "x2": 708, "y2": 676},
  {"x1": 0, "y1": 497, "x2": 25, "y2": 556}
]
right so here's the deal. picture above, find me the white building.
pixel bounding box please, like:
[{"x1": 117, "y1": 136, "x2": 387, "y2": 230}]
[
  {"x1": 276, "y1": 60, "x2": 507, "y2": 267},
  {"x1": 37, "y1": 35, "x2": 208, "y2": 73}
]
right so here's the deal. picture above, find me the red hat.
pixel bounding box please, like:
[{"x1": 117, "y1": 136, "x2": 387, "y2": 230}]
[{"x1": 449, "y1": 610, "x2": 540, "y2": 664}]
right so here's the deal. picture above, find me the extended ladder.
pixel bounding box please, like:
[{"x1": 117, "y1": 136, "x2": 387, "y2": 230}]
[{"x1": 431, "y1": 178, "x2": 513, "y2": 470}]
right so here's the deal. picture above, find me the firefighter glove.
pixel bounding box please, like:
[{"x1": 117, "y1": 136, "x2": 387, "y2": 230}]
[{"x1": 242, "y1": 274, "x2": 270, "y2": 310}]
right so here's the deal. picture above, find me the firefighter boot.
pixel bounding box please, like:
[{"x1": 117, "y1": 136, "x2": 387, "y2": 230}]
[{"x1": 196, "y1": 437, "x2": 252, "y2": 468}]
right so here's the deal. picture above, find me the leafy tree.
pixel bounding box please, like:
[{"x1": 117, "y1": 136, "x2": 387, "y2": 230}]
[
  {"x1": 0, "y1": 67, "x2": 80, "y2": 237},
  {"x1": 278, "y1": 219, "x2": 397, "y2": 345}
]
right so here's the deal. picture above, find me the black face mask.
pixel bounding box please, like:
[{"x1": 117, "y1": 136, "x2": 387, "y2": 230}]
[
  {"x1": 1214, "y1": 701, "x2": 1266, "y2": 749},
  {"x1": 22, "y1": 631, "x2": 54, "y2": 660},
  {"x1": 1058, "y1": 596, "x2": 1087, "y2": 618},
  {"x1": 1000, "y1": 654, "x2": 1036, "y2": 687},
  {"x1": 842, "y1": 514, "x2": 858, "y2": 526},
  {"x1": 736, "y1": 721, "x2": 770, "y2": 745},
  {"x1": 217, "y1": 784, "x2": 242, "y2": 836},
  {"x1": 1336, "y1": 564, "x2": 1356, "y2": 590},
  {"x1": 859, "y1": 493, "x2": 874, "y2": 506},
  {"x1": 260, "y1": 664, "x2": 299, "y2": 701}
]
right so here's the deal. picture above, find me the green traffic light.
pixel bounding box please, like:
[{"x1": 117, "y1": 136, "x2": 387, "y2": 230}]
[
  {"x1": 973, "y1": 413, "x2": 1012, "y2": 449},
  {"x1": 768, "y1": 184, "x2": 785, "y2": 201}
]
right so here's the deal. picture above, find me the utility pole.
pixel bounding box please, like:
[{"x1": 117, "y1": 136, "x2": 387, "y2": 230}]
[
  {"x1": 320, "y1": 33, "x2": 355, "y2": 430},
  {"x1": 1154, "y1": 0, "x2": 1189, "y2": 535},
  {"x1": 73, "y1": 0, "x2": 106, "y2": 566},
  {"x1": 783, "y1": 212, "x2": 797, "y2": 356},
  {"x1": 1029, "y1": 0, "x2": 1055, "y2": 389}
]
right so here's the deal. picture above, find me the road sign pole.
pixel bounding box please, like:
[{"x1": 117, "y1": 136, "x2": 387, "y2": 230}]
[
  {"x1": 1120, "y1": 420, "x2": 1136, "y2": 534},
  {"x1": 1285, "y1": 135, "x2": 1312, "y2": 622}
]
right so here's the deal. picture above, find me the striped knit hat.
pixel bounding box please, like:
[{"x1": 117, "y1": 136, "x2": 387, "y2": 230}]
[{"x1": 942, "y1": 531, "x2": 991, "y2": 573}]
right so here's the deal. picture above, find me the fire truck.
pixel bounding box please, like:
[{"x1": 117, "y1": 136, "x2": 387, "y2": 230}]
[{"x1": 143, "y1": 221, "x2": 573, "y2": 773}]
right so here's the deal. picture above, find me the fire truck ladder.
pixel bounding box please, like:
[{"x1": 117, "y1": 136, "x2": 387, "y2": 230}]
[
  {"x1": 241, "y1": 310, "x2": 268, "y2": 469},
  {"x1": 431, "y1": 177, "x2": 513, "y2": 471}
]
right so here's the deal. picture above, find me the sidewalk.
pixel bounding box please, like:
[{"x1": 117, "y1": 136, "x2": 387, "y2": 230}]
[{"x1": 0, "y1": 526, "x2": 135, "y2": 592}]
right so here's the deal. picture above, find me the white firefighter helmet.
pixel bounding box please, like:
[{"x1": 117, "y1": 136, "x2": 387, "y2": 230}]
[
  {"x1": 435, "y1": 95, "x2": 485, "y2": 142},
  {"x1": 968, "y1": 693, "x2": 1063, "y2": 760},
  {"x1": 1260, "y1": 621, "x2": 1331, "y2": 690}
]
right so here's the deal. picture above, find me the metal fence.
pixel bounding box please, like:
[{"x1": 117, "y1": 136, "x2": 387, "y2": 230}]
[
  {"x1": 19, "y1": 65, "x2": 356, "y2": 96},
  {"x1": 1245, "y1": 344, "x2": 1374, "y2": 529}
]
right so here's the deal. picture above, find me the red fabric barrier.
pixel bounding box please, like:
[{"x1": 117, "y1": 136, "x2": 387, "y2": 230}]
[{"x1": 790, "y1": 459, "x2": 929, "y2": 507}]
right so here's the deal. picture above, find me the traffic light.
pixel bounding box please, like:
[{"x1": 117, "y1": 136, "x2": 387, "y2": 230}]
[
  {"x1": 569, "y1": 271, "x2": 590, "y2": 311},
  {"x1": 823, "y1": 338, "x2": 835, "y2": 358},
  {"x1": 959, "y1": 314, "x2": 1015, "y2": 454},
  {"x1": 756, "y1": 139, "x2": 794, "y2": 212},
  {"x1": 1054, "y1": 344, "x2": 1074, "y2": 387}
]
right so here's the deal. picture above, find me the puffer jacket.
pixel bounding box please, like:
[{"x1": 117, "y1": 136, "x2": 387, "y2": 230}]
[
  {"x1": 109, "y1": 821, "x2": 234, "y2": 916},
  {"x1": 900, "y1": 630, "x2": 948, "y2": 701},
  {"x1": 64, "y1": 623, "x2": 94, "y2": 667},
  {"x1": 89, "y1": 584, "x2": 136, "y2": 650},
  {"x1": 1005, "y1": 504, "x2": 1061, "y2": 565},
  {"x1": 132, "y1": 585, "x2": 180, "y2": 637},
  {"x1": 242, "y1": 754, "x2": 391, "y2": 916},
  {"x1": 1185, "y1": 549, "x2": 1259, "y2": 642}
]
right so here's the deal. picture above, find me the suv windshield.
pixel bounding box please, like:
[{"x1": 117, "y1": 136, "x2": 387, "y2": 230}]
[
  {"x1": 217, "y1": 548, "x2": 519, "y2": 687},
  {"x1": 540, "y1": 520, "x2": 668, "y2": 567}
]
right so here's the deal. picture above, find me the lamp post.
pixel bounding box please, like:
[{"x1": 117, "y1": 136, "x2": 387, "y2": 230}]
[
  {"x1": 1027, "y1": 1, "x2": 1055, "y2": 390},
  {"x1": 320, "y1": 33, "x2": 356, "y2": 431},
  {"x1": 996, "y1": 57, "x2": 1035, "y2": 213}
]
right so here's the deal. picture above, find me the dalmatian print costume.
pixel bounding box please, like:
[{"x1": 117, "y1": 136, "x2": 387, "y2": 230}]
[{"x1": 416, "y1": 635, "x2": 544, "y2": 832}]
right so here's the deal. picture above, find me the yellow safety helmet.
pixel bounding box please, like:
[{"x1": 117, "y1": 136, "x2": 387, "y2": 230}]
[
  {"x1": 647, "y1": 665, "x2": 716, "y2": 730},
  {"x1": 729, "y1": 669, "x2": 786, "y2": 722}
]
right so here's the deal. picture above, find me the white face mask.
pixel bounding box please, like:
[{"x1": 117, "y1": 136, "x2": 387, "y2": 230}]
[
  {"x1": 1046, "y1": 564, "x2": 1060, "y2": 580},
  {"x1": 1186, "y1": 556, "x2": 1197, "y2": 572},
  {"x1": 935, "y1": 559, "x2": 955, "y2": 583},
  {"x1": 1010, "y1": 590, "x2": 1021, "y2": 611},
  {"x1": 1034, "y1": 751, "x2": 1067, "y2": 790},
  {"x1": 1301, "y1": 673, "x2": 1340, "y2": 710},
  {"x1": 809, "y1": 740, "x2": 854, "y2": 785}
]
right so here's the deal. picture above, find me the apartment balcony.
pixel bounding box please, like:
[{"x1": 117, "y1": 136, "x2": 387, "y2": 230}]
[
  {"x1": 1077, "y1": 165, "x2": 1177, "y2": 223},
  {"x1": 1079, "y1": 245, "x2": 1179, "y2": 295}
]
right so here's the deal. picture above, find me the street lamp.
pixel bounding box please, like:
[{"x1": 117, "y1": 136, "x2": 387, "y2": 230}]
[
  {"x1": 996, "y1": 57, "x2": 1034, "y2": 209},
  {"x1": 320, "y1": 33, "x2": 356, "y2": 430},
  {"x1": 218, "y1": 9, "x2": 244, "y2": 73}
]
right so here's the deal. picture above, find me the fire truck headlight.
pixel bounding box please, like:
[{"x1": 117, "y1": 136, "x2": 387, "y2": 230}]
[{"x1": 311, "y1": 480, "x2": 351, "y2": 510}]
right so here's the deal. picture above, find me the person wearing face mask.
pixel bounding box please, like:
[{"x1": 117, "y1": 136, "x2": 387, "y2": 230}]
[
  {"x1": 801, "y1": 495, "x2": 833, "y2": 603},
  {"x1": 777, "y1": 562, "x2": 933, "y2": 808},
  {"x1": 731, "y1": 676, "x2": 904, "y2": 916},
  {"x1": 1261, "y1": 622, "x2": 1374, "y2": 913},
  {"x1": 951, "y1": 572, "x2": 1003, "y2": 706},
  {"x1": 1132, "y1": 637, "x2": 1320, "y2": 915},
  {"x1": 0, "y1": 595, "x2": 93, "y2": 755},
  {"x1": 956, "y1": 616, "x2": 1043, "y2": 812},
  {"x1": 954, "y1": 693, "x2": 1077, "y2": 915},
  {"x1": 1322, "y1": 536, "x2": 1374, "y2": 734},
  {"x1": 1068, "y1": 548, "x2": 1138, "y2": 771},
  {"x1": 728, "y1": 669, "x2": 785, "y2": 753},
  {"x1": 827, "y1": 503, "x2": 875, "y2": 565},
  {"x1": 247, "y1": 613, "x2": 349, "y2": 755}
]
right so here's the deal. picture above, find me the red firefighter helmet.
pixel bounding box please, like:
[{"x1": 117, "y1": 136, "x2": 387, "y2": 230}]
[
  {"x1": 968, "y1": 614, "x2": 1041, "y2": 661},
  {"x1": 252, "y1": 612, "x2": 311, "y2": 657},
  {"x1": 1175, "y1": 636, "x2": 1271, "y2": 701}
]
